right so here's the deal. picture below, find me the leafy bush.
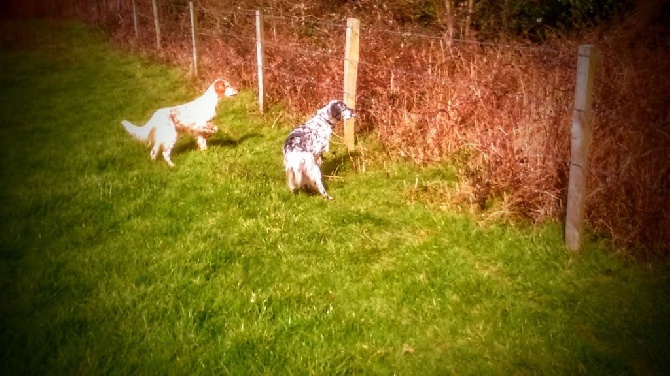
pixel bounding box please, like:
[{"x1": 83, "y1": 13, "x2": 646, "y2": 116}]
[{"x1": 473, "y1": 0, "x2": 635, "y2": 41}]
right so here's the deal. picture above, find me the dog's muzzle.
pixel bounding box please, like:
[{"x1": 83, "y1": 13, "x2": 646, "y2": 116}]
[{"x1": 224, "y1": 87, "x2": 238, "y2": 97}]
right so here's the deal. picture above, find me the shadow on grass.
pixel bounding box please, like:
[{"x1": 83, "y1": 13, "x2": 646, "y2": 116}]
[
  {"x1": 322, "y1": 150, "x2": 359, "y2": 177},
  {"x1": 0, "y1": 246, "x2": 24, "y2": 262},
  {"x1": 172, "y1": 132, "x2": 262, "y2": 155}
]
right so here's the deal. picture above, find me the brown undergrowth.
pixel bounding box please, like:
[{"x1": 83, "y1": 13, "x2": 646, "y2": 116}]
[{"x1": 6, "y1": 0, "x2": 667, "y2": 256}]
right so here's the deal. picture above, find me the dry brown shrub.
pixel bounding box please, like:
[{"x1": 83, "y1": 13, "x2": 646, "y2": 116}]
[
  {"x1": 8, "y1": 0, "x2": 668, "y2": 255},
  {"x1": 357, "y1": 29, "x2": 577, "y2": 221},
  {"x1": 586, "y1": 3, "x2": 670, "y2": 256}
]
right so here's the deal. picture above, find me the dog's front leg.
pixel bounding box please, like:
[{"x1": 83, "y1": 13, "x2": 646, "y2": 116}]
[{"x1": 196, "y1": 136, "x2": 208, "y2": 150}]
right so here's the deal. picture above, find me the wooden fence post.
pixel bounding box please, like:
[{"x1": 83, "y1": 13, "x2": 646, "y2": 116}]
[
  {"x1": 96, "y1": 0, "x2": 102, "y2": 26},
  {"x1": 343, "y1": 18, "x2": 360, "y2": 151},
  {"x1": 565, "y1": 45, "x2": 598, "y2": 251},
  {"x1": 131, "y1": 0, "x2": 139, "y2": 40},
  {"x1": 189, "y1": 1, "x2": 198, "y2": 77},
  {"x1": 445, "y1": 0, "x2": 454, "y2": 45},
  {"x1": 152, "y1": 0, "x2": 161, "y2": 50},
  {"x1": 255, "y1": 10, "x2": 266, "y2": 114},
  {"x1": 465, "y1": 0, "x2": 474, "y2": 38}
]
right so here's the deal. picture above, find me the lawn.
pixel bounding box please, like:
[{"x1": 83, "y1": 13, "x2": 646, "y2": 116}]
[{"x1": 1, "y1": 20, "x2": 669, "y2": 375}]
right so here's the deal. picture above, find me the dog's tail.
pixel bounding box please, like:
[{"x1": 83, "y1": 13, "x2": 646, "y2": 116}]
[{"x1": 121, "y1": 120, "x2": 154, "y2": 143}]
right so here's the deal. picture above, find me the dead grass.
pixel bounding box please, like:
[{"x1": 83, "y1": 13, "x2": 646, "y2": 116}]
[
  {"x1": 587, "y1": 19, "x2": 670, "y2": 256},
  {"x1": 9, "y1": 0, "x2": 668, "y2": 255}
]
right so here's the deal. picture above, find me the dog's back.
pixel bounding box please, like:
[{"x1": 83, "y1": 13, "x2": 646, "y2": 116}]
[{"x1": 283, "y1": 123, "x2": 330, "y2": 156}]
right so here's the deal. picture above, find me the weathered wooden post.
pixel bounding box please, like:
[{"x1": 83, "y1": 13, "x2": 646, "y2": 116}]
[
  {"x1": 445, "y1": 0, "x2": 454, "y2": 45},
  {"x1": 565, "y1": 45, "x2": 598, "y2": 251},
  {"x1": 152, "y1": 0, "x2": 161, "y2": 50},
  {"x1": 465, "y1": 0, "x2": 474, "y2": 37},
  {"x1": 256, "y1": 10, "x2": 266, "y2": 114},
  {"x1": 189, "y1": 1, "x2": 198, "y2": 77},
  {"x1": 131, "y1": 0, "x2": 139, "y2": 40},
  {"x1": 343, "y1": 18, "x2": 360, "y2": 151}
]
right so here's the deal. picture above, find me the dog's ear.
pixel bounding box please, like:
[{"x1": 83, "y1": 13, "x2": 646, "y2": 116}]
[
  {"x1": 213, "y1": 79, "x2": 229, "y2": 96},
  {"x1": 214, "y1": 79, "x2": 238, "y2": 97},
  {"x1": 328, "y1": 100, "x2": 343, "y2": 120},
  {"x1": 214, "y1": 78, "x2": 232, "y2": 96}
]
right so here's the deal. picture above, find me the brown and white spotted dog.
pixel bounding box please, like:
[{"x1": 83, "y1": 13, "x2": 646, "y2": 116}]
[
  {"x1": 121, "y1": 78, "x2": 238, "y2": 167},
  {"x1": 283, "y1": 99, "x2": 355, "y2": 200}
]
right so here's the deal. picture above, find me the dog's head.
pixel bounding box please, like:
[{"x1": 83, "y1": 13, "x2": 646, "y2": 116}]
[
  {"x1": 213, "y1": 79, "x2": 238, "y2": 98},
  {"x1": 320, "y1": 99, "x2": 355, "y2": 123}
]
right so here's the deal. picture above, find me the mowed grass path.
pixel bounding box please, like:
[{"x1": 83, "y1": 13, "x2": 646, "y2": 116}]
[{"x1": 1, "y1": 21, "x2": 669, "y2": 375}]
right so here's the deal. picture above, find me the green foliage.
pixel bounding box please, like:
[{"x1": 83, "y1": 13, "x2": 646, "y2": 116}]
[
  {"x1": 1, "y1": 20, "x2": 669, "y2": 375},
  {"x1": 472, "y1": 0, "x2": 634, "y2": 40},
  {"x1": 297, "y1": 0, "x2": 634, "y2": 39}
]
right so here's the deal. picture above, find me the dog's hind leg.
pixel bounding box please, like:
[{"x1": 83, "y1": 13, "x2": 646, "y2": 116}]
[
  {"x1": 159, "y1": 126, "x2": 178, "y2": 167},
  {"x1": 286, "y1": 168, "x2": 300, "y2": 192},
  {"x1": 161, "y1": 138, "x2": 177, "y2": 168},
  {"x1": 306, "y1": 163, "x2": 332, "y2": 200},
  {"x1": 150, "y1": 143, "x2": 160, "y2": 161}
]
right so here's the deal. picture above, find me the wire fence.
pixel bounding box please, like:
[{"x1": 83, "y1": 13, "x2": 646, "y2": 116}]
[
  {"x1": 119, "y1": 5, "x2": 568, "y2": 137},
  {"x1": 75, "y1": 0, "x2": 670, "y2": 252},
  {"x1": 124, "y1": 2, "x2": 567, "y2": 80}
]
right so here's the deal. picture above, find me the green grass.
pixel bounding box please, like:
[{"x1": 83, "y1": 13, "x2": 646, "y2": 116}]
[{"x1": 1, "y1": 20, "x2": 669, "y2": 375}]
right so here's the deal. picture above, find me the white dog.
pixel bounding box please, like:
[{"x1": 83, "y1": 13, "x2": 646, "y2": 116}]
[
  {"x1": 121, "y1": 78, "x2": 238, "y2": 167},
  {"x1": 283, "y1": 100, "x2": 355, "y2": 200}
]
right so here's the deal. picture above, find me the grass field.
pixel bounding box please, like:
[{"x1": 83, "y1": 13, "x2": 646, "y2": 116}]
[{"x1": 1, "y1": 20, "x2": 669, "y2": 375}]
